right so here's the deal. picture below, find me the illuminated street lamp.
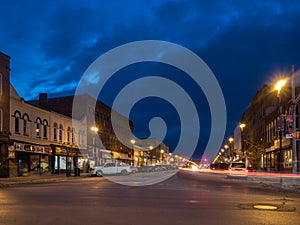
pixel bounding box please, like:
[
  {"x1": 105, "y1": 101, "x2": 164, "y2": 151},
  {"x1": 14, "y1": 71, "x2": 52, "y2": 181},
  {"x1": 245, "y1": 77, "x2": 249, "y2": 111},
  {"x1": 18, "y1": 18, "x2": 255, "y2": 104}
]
[
  {"x1": 90, "y1": 126, "x2": 99, "y2": 166},
  {"x1": 224, "y1": 144, "x2": 229, "y2": 158},
  {"x1": 275, "y1": 79, "x2": 286, "y2": 171},
  {"x1": 240, "y1": 123, "x2": 246, "y2": 160},
  {"x1": 130, "y1": 139, "x2": 135, "y2": 165},
  {"x1": 160, "y1": 149, "x2": 164, "y2": 163},
  {"x1": 229, "y1": 137, "x2": 234, "y2": 159}
]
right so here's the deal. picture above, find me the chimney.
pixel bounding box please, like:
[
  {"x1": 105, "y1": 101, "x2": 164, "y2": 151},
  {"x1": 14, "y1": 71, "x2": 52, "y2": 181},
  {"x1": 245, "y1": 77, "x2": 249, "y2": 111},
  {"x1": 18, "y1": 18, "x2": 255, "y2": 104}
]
[{"x1": 39, "y1": 93, "x2": 48, "y2": 106}]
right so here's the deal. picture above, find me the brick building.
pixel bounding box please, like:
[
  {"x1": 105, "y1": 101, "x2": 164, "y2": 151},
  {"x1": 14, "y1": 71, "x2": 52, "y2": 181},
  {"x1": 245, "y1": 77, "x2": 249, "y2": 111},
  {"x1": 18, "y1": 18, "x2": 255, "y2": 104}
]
[{"x1": 0, "y1": 51, "x2": 135, "y2": 177}]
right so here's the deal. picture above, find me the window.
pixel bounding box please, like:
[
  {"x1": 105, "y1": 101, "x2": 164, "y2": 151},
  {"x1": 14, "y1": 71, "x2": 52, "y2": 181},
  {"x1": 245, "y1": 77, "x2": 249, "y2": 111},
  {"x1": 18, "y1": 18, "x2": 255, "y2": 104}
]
[
  {"x1": 23, "y1": 114, "x2": 29, "y2": 135},
  {"x1": 71, "y1": 128, "x2": 74, "y2": 144},
  {"x1": 284, "y1": 150, "x2": 292, "y2": 168},
  {"x1": 43, "y1": 120, "x2": 48, "y2": 139},
  {"x1": 14, "y1": 111, "x2": 21, "y2": 133},
  {"x1": 0, "y1": 73, "x2": 2, "y2": 96},
  {"x1": 53, "y1": 123, "x2": 58, "y2": 140},
  {"x1": 59, "y1": 124, "x2": 63, "y2": 141},
  {"x1": 36, "y1": 118, "x2": 41, "y2": 137},
  {"x1": 0, "y1": 109, "x2": 2, "y2": 131},
  {"x1": 67, "y1": 127, "x2": 71, "y2": 143}
]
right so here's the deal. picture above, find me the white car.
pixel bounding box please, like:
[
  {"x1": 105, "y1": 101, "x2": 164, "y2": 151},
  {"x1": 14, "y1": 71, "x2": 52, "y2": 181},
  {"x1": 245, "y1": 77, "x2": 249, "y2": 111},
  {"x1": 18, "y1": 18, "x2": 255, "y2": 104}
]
[
  {"x1": 90, "y1": 162, "x2": 132, "y2": 177},
  {"x1": 228, "y1": 162, "x2": 248, "y2": 177}
]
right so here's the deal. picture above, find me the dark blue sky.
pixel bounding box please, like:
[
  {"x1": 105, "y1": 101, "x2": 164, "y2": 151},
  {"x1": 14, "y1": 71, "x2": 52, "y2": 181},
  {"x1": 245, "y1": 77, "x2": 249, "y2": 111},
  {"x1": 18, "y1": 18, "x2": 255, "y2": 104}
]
[{"x1": 1, "y1": 0, "x2": 300, "y2": 159}]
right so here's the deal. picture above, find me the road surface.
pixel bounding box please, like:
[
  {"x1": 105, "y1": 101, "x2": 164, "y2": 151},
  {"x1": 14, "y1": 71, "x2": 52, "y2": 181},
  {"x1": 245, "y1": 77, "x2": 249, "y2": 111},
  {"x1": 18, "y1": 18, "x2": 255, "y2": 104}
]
[{"x1": 0, "y1": 172, "x2": 299, "y2": 225}]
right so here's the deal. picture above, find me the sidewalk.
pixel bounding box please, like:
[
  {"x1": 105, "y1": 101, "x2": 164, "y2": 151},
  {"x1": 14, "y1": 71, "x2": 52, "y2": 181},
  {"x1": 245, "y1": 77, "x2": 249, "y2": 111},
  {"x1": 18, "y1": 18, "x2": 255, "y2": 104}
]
[
  {"x1": 178, "y1": 169, "x2": 300, "y2": 192},
  {"x1": 0, "y1": 173, "x2": 90, "y2": 188}
]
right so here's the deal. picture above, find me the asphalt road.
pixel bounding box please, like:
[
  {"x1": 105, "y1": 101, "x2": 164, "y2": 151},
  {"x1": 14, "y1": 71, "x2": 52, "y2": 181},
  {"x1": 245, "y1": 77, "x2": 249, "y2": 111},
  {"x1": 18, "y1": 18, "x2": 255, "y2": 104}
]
[{"x1": 0, "y1": 172, "x2": 299, "y2": 225}]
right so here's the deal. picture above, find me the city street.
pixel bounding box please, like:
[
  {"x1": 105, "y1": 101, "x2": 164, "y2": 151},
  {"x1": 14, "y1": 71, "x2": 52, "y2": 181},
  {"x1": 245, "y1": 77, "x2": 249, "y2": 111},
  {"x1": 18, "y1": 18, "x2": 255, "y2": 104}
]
[{"x1": 0, "y1": 172, "x2": 299, "y2": 225}]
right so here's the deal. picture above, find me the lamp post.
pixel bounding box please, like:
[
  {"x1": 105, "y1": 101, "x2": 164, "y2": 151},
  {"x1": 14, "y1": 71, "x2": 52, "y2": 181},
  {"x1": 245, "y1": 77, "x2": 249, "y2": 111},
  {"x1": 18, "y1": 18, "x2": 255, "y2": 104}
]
[
  {"x1": 130, "y1": 139, "x2": 135, "y2": 166},
  {"x1": 240, "y1": 123, "x2": 246, "y2": 162},
  {"x1": 224, "y1": 144, "x2": 229, "y2": 160},
  {"x1": 229, "y1": 137, "x2": 234, "y2": 160},
  {"x1": 90, "y1": 126, "x2": 99, "y2": 166},
  {"x1": 291, "y1": 65, "x2": 298, "y2": 174},
  {"x1": 275, "y1": 79, "x2": 286, "y2": 172},
  {"x1": 160, "y1": 149, "x2": 164, "y2": 163}
]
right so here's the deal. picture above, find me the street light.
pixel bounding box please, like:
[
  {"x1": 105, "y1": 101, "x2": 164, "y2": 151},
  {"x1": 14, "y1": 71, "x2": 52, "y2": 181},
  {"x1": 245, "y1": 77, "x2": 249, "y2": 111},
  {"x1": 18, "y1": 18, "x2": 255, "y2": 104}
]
[
  {"x1": 160, "y1": 149, "x2": 164, "y2": 163},
  {"x1": 229, "y1": 137, "x2": 234, "y2": 159},
  {"x1": 224, "y1": 144, "x2": 229, "y2": 159},
  {"x1": 90, "y1": 126, "x2": 99, "y2": 166},
  {"x1": 240, "y1": 123, "x2": 246, "y2": 161},
  {"x1": 130, "y1": 139, "x2": 135, "y2": 166},
  {"x1": 275, "y1": 79, "x2": 286, "y2": 172}
]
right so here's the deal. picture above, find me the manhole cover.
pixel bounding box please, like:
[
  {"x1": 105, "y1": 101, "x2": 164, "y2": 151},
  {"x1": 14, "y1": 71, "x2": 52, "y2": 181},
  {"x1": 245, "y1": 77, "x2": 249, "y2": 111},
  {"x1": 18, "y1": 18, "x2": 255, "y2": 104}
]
[
  {"x1": 239, "y1": 203, "x2": 296, "y2": 212},
  {"x1": 253, "y1": 204, "x2": 278, "y2": 210}
]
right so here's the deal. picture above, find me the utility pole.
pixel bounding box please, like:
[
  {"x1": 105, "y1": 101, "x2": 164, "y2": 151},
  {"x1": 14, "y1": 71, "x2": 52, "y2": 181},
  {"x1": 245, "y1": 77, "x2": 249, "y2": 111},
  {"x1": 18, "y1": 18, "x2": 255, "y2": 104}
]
[{"x1": 292, "y1": 64, "x2": 298, "y2": 174}]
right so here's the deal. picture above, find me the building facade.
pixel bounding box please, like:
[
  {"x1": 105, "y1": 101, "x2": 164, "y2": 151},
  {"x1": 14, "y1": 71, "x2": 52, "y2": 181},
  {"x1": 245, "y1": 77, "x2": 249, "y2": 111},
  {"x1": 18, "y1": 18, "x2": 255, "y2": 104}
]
[
  {"x1": 235, "y1": 84, "x2": 300, "y2": 172},
  {"x1": 0, "y1": 51, "x2": 137, "y2": 177}
]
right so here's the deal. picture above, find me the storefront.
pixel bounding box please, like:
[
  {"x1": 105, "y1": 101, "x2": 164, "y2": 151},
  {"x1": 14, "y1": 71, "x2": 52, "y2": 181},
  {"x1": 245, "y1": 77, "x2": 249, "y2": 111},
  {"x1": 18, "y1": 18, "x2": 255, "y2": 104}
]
[
  {"x1": 265, "y1": 138, "x2": 293, "y2": 172},
  {"x1": 11, "y1": 142, "x2": 51, "y2": 176},
  {"x1": 51, "y1": 145, "x2": 83, "y2": 174}
]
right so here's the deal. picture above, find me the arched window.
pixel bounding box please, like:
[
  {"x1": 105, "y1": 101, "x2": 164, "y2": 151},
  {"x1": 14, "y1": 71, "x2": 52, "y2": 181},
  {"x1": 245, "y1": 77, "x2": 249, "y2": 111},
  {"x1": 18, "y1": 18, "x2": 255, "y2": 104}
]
[
  {"x1": 43, "y1": 120, "x2": 48, "y2": 139},
  {"x1": 36, "y1": 118, "x2": 41, "y2": 137},
  {"x1": 53, "y1": 123, "x2": 58, "y2": 140},
  {"x1": 0, "y1": 109, "x2": 2, "y2": 131},
  {"x1": 0, "y1": 73, "x2": 2, "y2": 96},
  {"x1": 72, "y1": 128, "x2": 74, "y2": 144},
  {"x1": 14, "y1": 111, "x2": 21, "y2": 133},
  {"x1": 23, "y1": 114, "x2": 29, "y2": 135},
  {"x1": 59, "y1": 124, "x2": 63, "y2": 141},
  {"x1": 67, "y1": 127, "x2": 71, "y2": 143}
]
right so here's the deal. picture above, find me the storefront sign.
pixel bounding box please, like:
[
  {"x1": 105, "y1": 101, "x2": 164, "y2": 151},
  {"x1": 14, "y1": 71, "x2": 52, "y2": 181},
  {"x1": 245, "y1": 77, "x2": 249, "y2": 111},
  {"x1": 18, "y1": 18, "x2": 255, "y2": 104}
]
[{"x1": 14, "y1": 142, "x2": 48, "y2": 154}]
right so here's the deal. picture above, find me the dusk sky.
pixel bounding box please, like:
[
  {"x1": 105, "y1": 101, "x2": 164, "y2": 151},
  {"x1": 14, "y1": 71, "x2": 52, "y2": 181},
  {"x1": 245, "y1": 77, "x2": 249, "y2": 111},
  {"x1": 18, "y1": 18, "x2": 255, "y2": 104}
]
[{"x1": 1, "y1": 0, "x2": 300, "y2": 159}]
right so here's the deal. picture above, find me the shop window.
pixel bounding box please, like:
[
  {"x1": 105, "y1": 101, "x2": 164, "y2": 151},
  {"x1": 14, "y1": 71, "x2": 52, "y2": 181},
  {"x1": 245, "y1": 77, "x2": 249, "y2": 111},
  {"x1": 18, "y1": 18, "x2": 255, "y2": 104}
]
[
  {"x1": 284, "y1": 150, "x2": 292, "y2": 168},
  {"x1": 43, "y1": 120, "x2": 48, "y2": 139},
  {"x1": 36, "y1": 118, "x2": 41, "y2": 138},
  {"x1": 53, "y1": 123, "x2": 58, "y2": 140},
  {"x1": 23, "y1": 114, "x2": 29, "y2": 135},
  {"x1": 14, "y1": 111, "x2": 21, "y2": 133},
  {"x1": 59, "y1": 124, "x2": 63, "y2": 142},
  {"x1": 67, "y1": 127, "x2": 71, "y2": 143}
]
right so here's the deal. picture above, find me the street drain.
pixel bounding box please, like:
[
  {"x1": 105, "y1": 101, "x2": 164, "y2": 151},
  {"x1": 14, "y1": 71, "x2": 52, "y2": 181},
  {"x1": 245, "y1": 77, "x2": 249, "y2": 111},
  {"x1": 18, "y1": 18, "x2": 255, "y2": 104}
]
[{"x1": 253, "y1": 204, "x2": 278, "y2": 210}]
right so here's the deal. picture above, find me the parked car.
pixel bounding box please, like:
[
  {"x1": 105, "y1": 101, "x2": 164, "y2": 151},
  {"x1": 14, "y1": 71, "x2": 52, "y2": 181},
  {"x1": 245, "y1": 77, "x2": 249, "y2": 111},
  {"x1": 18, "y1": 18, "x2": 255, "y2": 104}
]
[
  {"x1": 228, "y1": 162, "x2": 248, "y2": 176},
  {"x1": 90, "y1": 162, "x2": 132, "y2": 177}
]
